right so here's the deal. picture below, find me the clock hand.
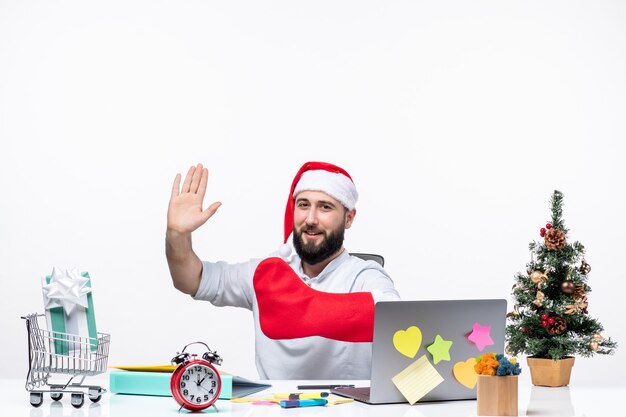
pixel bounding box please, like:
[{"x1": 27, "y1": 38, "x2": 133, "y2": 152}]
[{"x1": 197, "y1": 373, "x2": 215, "y2": 393}]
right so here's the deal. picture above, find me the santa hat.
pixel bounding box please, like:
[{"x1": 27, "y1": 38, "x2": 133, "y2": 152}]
[{"x1": 283, "y1": 161, "x2": 358, "y2": 243}]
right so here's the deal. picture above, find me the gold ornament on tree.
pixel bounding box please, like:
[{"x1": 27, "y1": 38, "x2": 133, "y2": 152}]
[
  {"x1": 589, "y1": 334, "x2": 603, "y2": 351},
  {"x1": 580, "y1": 259, "x2": 591, "y2": 275},
  {"x1": 532, "y1": 290, "x2": 545, "y2": 307},
  {"x1": 561, "y1": 280, "x2": 575, "y2": 295},
  {"x1": 565, "y1": 297, "x2": 589, "y2": 314},
  {"x1": 530, "y1": 270, "x2": 548, "y2": 288}
]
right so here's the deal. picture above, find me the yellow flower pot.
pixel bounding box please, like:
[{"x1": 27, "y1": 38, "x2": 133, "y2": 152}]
[{"x1": 526, "y1": 357, "x2": 575, "y2": 387}]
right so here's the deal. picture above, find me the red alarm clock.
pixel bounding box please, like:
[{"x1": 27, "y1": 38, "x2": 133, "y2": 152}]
[{"x1": 170, "y1": 342, "x2": 223, "y2": 411}]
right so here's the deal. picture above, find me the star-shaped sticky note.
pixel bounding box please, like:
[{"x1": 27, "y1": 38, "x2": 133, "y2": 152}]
[
  {"x1": 426, "y1": 335, "x2": 453, "y2": 364},
  {"x1": 467, "y1": 322, "x2": 494, "y2": 351}
]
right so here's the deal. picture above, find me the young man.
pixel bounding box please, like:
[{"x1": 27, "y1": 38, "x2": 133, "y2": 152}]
[{"x1": 166, "y1": 161, "x2": 400, "y2": 379}]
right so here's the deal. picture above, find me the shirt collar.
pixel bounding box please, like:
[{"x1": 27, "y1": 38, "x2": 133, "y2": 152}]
[{"x1": 295, "y1": 249, "x2": 349, "y2": 282}]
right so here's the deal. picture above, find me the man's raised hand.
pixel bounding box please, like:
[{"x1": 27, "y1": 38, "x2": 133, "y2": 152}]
[{"x1": 167, "y1": 163, "x2": 221, "y2": 234}]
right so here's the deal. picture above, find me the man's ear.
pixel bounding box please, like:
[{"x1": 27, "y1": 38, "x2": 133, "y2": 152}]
[{"x1": 345, "y1": 208, "x2": 356, "y2": 229}]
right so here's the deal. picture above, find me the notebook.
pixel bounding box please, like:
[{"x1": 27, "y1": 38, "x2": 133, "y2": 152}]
[
  {"x1": 109, "y1": 369, "x2": 271, "y2": 399},
  {"x1": 331, "y1": 299, "x2": 506, "y2": 404}
]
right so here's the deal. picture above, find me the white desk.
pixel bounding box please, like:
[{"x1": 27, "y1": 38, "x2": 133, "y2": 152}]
[{"x1": 1, "y1": 376, "x2": 624, "y2": 417}]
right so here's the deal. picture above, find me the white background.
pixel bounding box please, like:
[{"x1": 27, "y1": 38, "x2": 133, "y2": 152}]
[{"x1": 1, "y1": 0, "x2": 624, "y2": 385}]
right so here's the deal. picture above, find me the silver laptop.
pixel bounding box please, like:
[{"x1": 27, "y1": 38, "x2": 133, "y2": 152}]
[{"x1": 332, "y1": 299, "x2": 506, "y2": 404}]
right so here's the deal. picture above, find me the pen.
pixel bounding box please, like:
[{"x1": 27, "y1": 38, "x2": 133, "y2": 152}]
[
  {"x1": 297, "y1": 384, "x2": 355, "y2": 389},
  {"x1": 280, "y1": 399, "x2": 328, "y2": 408},
  {"x1": 274, "y1": 392, "x2": 329, "y2": 400}
]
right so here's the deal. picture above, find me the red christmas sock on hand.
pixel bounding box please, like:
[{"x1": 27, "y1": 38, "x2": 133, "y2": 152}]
[{"x1": 253, "y1": 257, "x2": 375, "y2": 342}]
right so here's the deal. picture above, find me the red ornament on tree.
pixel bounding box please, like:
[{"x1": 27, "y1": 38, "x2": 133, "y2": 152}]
[
  {"x1": 548, "y1": 317, "x2": 555, "y2": 325},
  {"x1": 540, "y1": 228, "x2": 546, "y2": 237},
  {"x1": 546, "y1": 223, "x2": 552, "y2": 229},
  {"x1": 542, "y1": 320, "x2": 548, "y2": 327},
  {"x1": 541, "y1": 313, "x2": 548, "y2": 320}
]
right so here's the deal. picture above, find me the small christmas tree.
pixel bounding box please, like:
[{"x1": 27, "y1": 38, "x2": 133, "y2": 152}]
[{"x1": 506, "y1": 190, "x2": 616, "y2": 359}]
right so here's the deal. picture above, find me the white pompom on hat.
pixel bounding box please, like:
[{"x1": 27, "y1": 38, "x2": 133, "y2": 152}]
[{"x1": 283, "y1": 161, "x2": 358, "y2": 243}]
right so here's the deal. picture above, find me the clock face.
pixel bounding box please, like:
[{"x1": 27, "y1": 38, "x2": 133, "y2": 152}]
[{"x1": 172, "y1": 361, "x2": 221, "y2": 410}]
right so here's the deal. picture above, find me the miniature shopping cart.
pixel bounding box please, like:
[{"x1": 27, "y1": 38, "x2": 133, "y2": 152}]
[{"x1": 22, "y1": 313, "x2": 110, "y2": 408}]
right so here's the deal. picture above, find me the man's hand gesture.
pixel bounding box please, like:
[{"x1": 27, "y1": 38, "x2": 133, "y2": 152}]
[{"x1": 167, "y1": 163, "x2": 221, "y2": 235}]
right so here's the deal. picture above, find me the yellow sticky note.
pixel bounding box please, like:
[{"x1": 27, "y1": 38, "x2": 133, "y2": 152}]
[
  {"x1": 393, "y1": 326, "x2": 422, "y2": 358},
  {"x1": 453, "y1": 358, "x2": 478, "y2": 389},
  {"x1": 326, "y1": 394, "x2": 354, "y2": 405},
  {"x1": 391, "y1": 355, "x2": 444, "y2": 405}
]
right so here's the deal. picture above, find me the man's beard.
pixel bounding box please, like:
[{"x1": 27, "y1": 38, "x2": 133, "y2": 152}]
[{"x1": 293, "y1": 223, "x2": 345, "y2": 266}]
